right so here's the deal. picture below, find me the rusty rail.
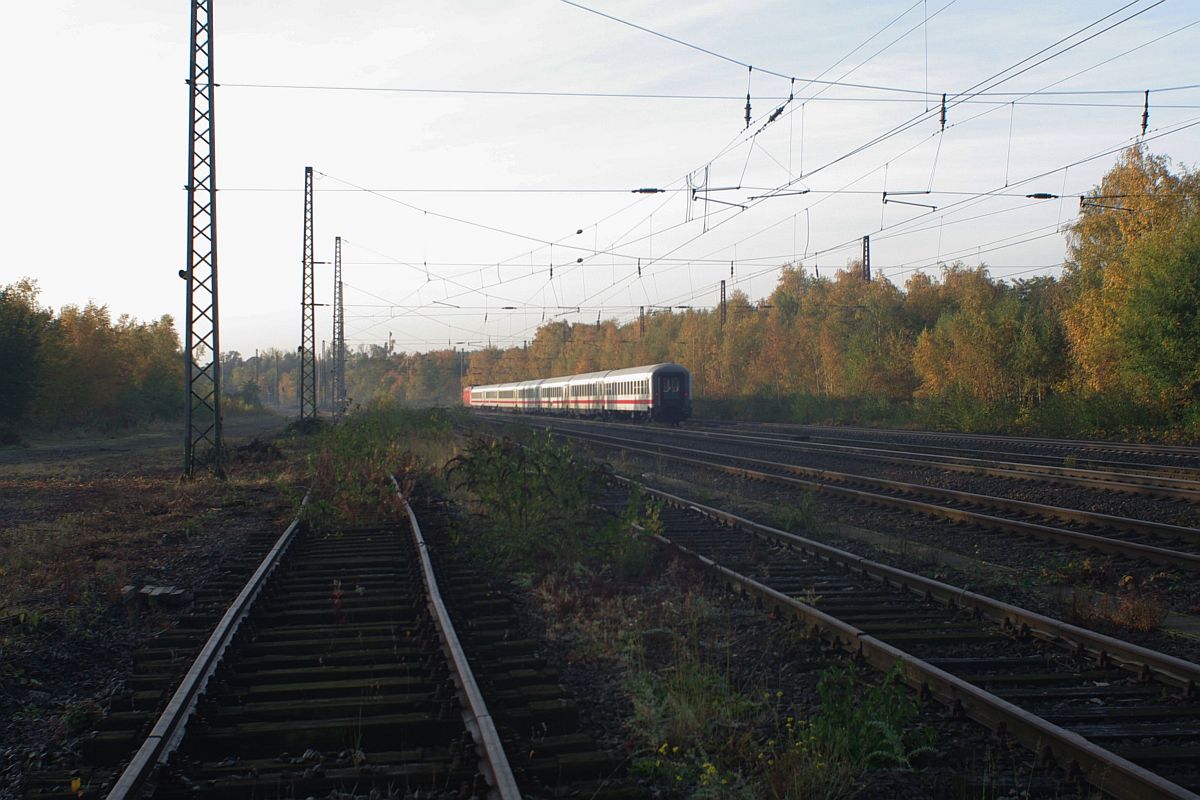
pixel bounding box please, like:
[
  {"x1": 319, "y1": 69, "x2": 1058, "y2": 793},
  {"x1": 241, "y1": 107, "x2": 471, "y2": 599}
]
[
  {"x1": 556, "y1": 427, "x2": 1200, "y2": 571},
  {"x1": 392, "y1": 477, "x2": 522, "y2": 800},
  {"x1": 622, "y1": 479, "x2": 1200, "y2": 800},
  {"x1": 106, "y1": 493, "x2": 310, "y2": 800},
  {"x1": 624, "y1": 478, "x2": 1200, "y2": 697}
]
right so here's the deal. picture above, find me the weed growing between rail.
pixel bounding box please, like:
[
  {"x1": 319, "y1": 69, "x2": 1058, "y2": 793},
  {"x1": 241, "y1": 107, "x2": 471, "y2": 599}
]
[
  {"x1": 304, "y1": 403, "x2": 461, "y2": 529},
  {"x1": 446, "y1": 432, "x2": 655, "y2": 575},
  {"x1": 628, "y1": 653, "x2": 933, "y2": 797},
  {"x1": 527, "y1": 554, "x2": 936, "y2": 799},
  {"x1": 1042, "y1": 558, "x2": 1170, "y2": 633}
]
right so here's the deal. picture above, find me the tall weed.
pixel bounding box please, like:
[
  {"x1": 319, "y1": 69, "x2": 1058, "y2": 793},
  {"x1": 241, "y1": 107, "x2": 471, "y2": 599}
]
[
  {"x1": 447, "y1": 432, "x2": 653, "y2": 573},
  {"x1": 305, "y1": 403, "x2": 459, "y2": 529}
]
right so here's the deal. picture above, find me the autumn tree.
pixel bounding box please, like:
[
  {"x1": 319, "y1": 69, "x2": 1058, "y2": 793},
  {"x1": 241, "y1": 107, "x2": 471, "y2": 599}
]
[
  {"x1": 1061, "y1": 147, "x2": 1200, "y2": 398},
  {"x1": 913, "y1": 265, "x2": 1067, "y2": 412},
  {"x1": 0, "y1": 279, "x2": 51, "y2": 425},
  {"x1": 1116, "y1": 214, "x2": 1200, "y2": 411}
]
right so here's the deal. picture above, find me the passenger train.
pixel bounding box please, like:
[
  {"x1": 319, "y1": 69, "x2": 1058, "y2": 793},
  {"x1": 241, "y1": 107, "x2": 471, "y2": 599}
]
[{"x1": 463, "y1": 363, "x2": 692, "y2": 424}]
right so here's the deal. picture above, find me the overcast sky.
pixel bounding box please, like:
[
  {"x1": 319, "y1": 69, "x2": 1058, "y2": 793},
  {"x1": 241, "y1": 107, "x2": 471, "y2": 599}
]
[{"x1": 3, "y1": 1, "x2": 1198, "y2": 357}]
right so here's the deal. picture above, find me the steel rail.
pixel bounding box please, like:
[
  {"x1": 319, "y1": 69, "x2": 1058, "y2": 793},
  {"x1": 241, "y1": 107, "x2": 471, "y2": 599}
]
[
  {"x1": 543, "y1": 415, "x2": 1200, "y2": 499},
  {"x1": 621, "y1": 477, "x2": 1200, "y2": 697},
  {"x1": 561, "y1": 425, "x2": 1200, "y2": 543},
  {"x1": 678, "y1": 420, "x2": 1200, "y2": 479},
  {"x1": 656, "y1": 422, "x2": 1200, "y2": 499},
  {"x1": 712, "y1": 420, "x2": 1200, "y2": 459},
  {"x1": 393, "y1": 478, "x2": 522, "y2": 800},
  {"x1": 551, "y1": 427, "x2": 1200, "y2": 569},
  {"x1": 624, "y1": 481, "x2": 1200, "y2": 800},
  {"x1": 107, "y1": 492, "x2": 311, "y2": 800}
]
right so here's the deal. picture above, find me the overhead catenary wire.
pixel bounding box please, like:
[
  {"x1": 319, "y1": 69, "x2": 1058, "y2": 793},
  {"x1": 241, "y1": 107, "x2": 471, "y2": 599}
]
[
  {"x1": 321, "y1": 0, "x2": 1184, "y2": 305},
  {"x1": 291, "y1": 2, "x2": 1195, "y2": 353},
  {"x1": 218, "y1": 83, "x2": 1200, "y2": 108}
]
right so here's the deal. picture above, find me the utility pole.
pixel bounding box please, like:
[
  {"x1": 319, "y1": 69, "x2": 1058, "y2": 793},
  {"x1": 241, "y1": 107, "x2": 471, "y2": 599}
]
[
  {"x1": 274, "y1": 352, "x2": 280, "y2": 406},
  {"x1": 332, "y1": 236, "x2": 346, "y2": 417},
  {"x1": 182, "y1": 0, "x2": 223, "y2": 477},
  {"x1": 861, "y1": 235, "x2": 871, "y2": 282},
  {"x1": 639, "y1": 306, "x2": 645, "y2": 339},
  {"x1": 299, "y1": 166, "x2": 317, "y2": 420},
  {"x1": 719, "y1": 280, "x2": 727, "y2": 326}
]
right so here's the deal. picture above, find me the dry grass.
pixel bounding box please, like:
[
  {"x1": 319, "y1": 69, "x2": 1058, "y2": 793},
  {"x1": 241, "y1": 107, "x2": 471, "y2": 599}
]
[
  {"x1": 0, "y1": 413, "x2": 303, "y2": 626},
  {"x1": 1065, "y1": 585, "x2": 1168, "y2": 633}
]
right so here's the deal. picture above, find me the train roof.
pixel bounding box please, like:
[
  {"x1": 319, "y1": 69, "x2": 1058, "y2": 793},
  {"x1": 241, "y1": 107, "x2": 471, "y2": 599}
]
[
  {"x1": 469, "y1": 363, "x2": 687, "y2": 390},
  {"x1": 555, "y1": 363, "x2": 687, "y2": 382}
]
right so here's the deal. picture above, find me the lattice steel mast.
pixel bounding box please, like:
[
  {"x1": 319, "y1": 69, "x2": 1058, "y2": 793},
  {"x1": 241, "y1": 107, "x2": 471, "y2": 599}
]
[
  {"x1": 299, "y1": 166, "x2": 317, "y2": 420},
  {"x1": 332, "y1": 236, "x2": 346, "y2": 416},
  {"x1": 183, "y1": 0, "x2": 223, "y2": 477}
]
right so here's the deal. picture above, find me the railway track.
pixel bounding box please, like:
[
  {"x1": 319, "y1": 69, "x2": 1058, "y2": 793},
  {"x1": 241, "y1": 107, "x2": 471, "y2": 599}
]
[
  {"x1": 408, "y1": 496, "x2": 644, "y2": 800},
  {"x1": 599, "y1": 476, "x2": 1200, "y2": 799},
  {"x1": 511, "y1": 415, "x2": 1200, "y2": 502},
  {"x1": 697, "y1": 420, "x2": 1200, "y2": 475},
  {"x1": 101, "y1": 489, "x2": 519, "y2": 799},
  {"x1": 20, "y1": 515, "x2": 298, "y2": 800},
  {"x1": 80, "y1": 479, "x2": 641, "y2": 800},
  {"x1": 668, "y1": 421, "x2": 1200, "y2": 501},
  {"x1": 522, "y1": 419, "x2": 1200, "y2": 573}
]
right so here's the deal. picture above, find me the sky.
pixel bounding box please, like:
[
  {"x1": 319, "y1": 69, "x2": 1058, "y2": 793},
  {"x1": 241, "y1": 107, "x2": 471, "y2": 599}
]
[{"x1": 2, "y1": 0, "x2": 1198, "y2": 357}]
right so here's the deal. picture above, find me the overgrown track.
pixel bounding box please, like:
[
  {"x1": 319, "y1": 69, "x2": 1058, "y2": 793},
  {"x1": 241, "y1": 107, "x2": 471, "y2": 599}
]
[
  {"x1": 101, "y1": 496, "x2": 520, "y2": 799},
  {"x1": 410, "y1": 496, "x2": 646, "y2": 800},
  {"x1": 601, "y1": 479, "x2": 1200, "y2": 799},
  {"x1": 528, "y1": 420, "x2": 1200, "y2": 572}
]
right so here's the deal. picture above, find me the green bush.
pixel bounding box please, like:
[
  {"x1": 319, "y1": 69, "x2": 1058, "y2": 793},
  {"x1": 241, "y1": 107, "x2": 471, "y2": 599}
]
[
  {"x1": 810, "y1": 662, "x2": 933, "y2": 771},
  {"x1": 448, "y1": 432, "x2": 657, "y2": 575},
  {"x1": 305, "y1": 403, "x2": 459, "y2": 529}
]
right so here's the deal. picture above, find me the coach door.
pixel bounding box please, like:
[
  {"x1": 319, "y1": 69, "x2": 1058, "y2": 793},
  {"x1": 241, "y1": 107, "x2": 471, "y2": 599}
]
[{"x1": 658, "y1": 371, "x2": 685, "y2": 411}]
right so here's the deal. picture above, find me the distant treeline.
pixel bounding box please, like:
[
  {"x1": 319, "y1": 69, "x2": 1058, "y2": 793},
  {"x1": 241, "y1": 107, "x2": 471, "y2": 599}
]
[
  {"x1": 325, "y1": 147, "x2": 1200, "y2": 439},
  {"x1": 0, "y1": 282, "x2": 180, "y2": 435},
  {"x1": 7, "y1": 147, "x2": 1196, "y2": 441}
]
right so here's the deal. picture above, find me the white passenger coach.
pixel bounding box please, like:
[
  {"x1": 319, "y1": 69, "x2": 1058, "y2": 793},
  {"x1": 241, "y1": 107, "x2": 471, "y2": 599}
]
[{"x1": 463, "y1": 363, "x2": 691, "y2": 423}]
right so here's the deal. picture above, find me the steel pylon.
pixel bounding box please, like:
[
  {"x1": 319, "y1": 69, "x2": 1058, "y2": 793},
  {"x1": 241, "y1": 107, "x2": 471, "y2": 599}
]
[
  {"x1": 183, "y1": 0, "x2": 223, "y2": 477},
  {"x1": 332, "y1": 236, "x2": 346, "y2": 417},
  {"x1": 299, "y1": 166, "x2": 317, "y2": 420}
]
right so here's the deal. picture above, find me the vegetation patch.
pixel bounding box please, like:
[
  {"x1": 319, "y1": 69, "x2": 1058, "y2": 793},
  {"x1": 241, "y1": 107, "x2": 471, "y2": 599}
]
[
  {"x1": 0, "y1": 415, "x2": 302, "y2": 795},
  {"x1": 438, "y1": 424, "x2": 945, "y2": 797},
  {"x1": 1062, "y1": 584, "x2": 1169, "y2": 634},
  {"x1": 447, "y1": 431, "x2": 654, "y2": 576},
  {"x1": 1042, "y1": 558, "x2": 1170, "y2": 633},
  {"x1": 528, "y1": 555, "x2": 936, "y2": 799},
  {"x1": 303, "y1": 403, "x2": 460, "y2": 529}
]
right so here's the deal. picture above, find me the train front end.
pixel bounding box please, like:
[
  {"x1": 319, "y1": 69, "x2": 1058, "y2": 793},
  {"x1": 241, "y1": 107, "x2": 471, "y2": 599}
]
[{"x1": 651, "y1": 364, "x2": 691, "y2": 423}]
